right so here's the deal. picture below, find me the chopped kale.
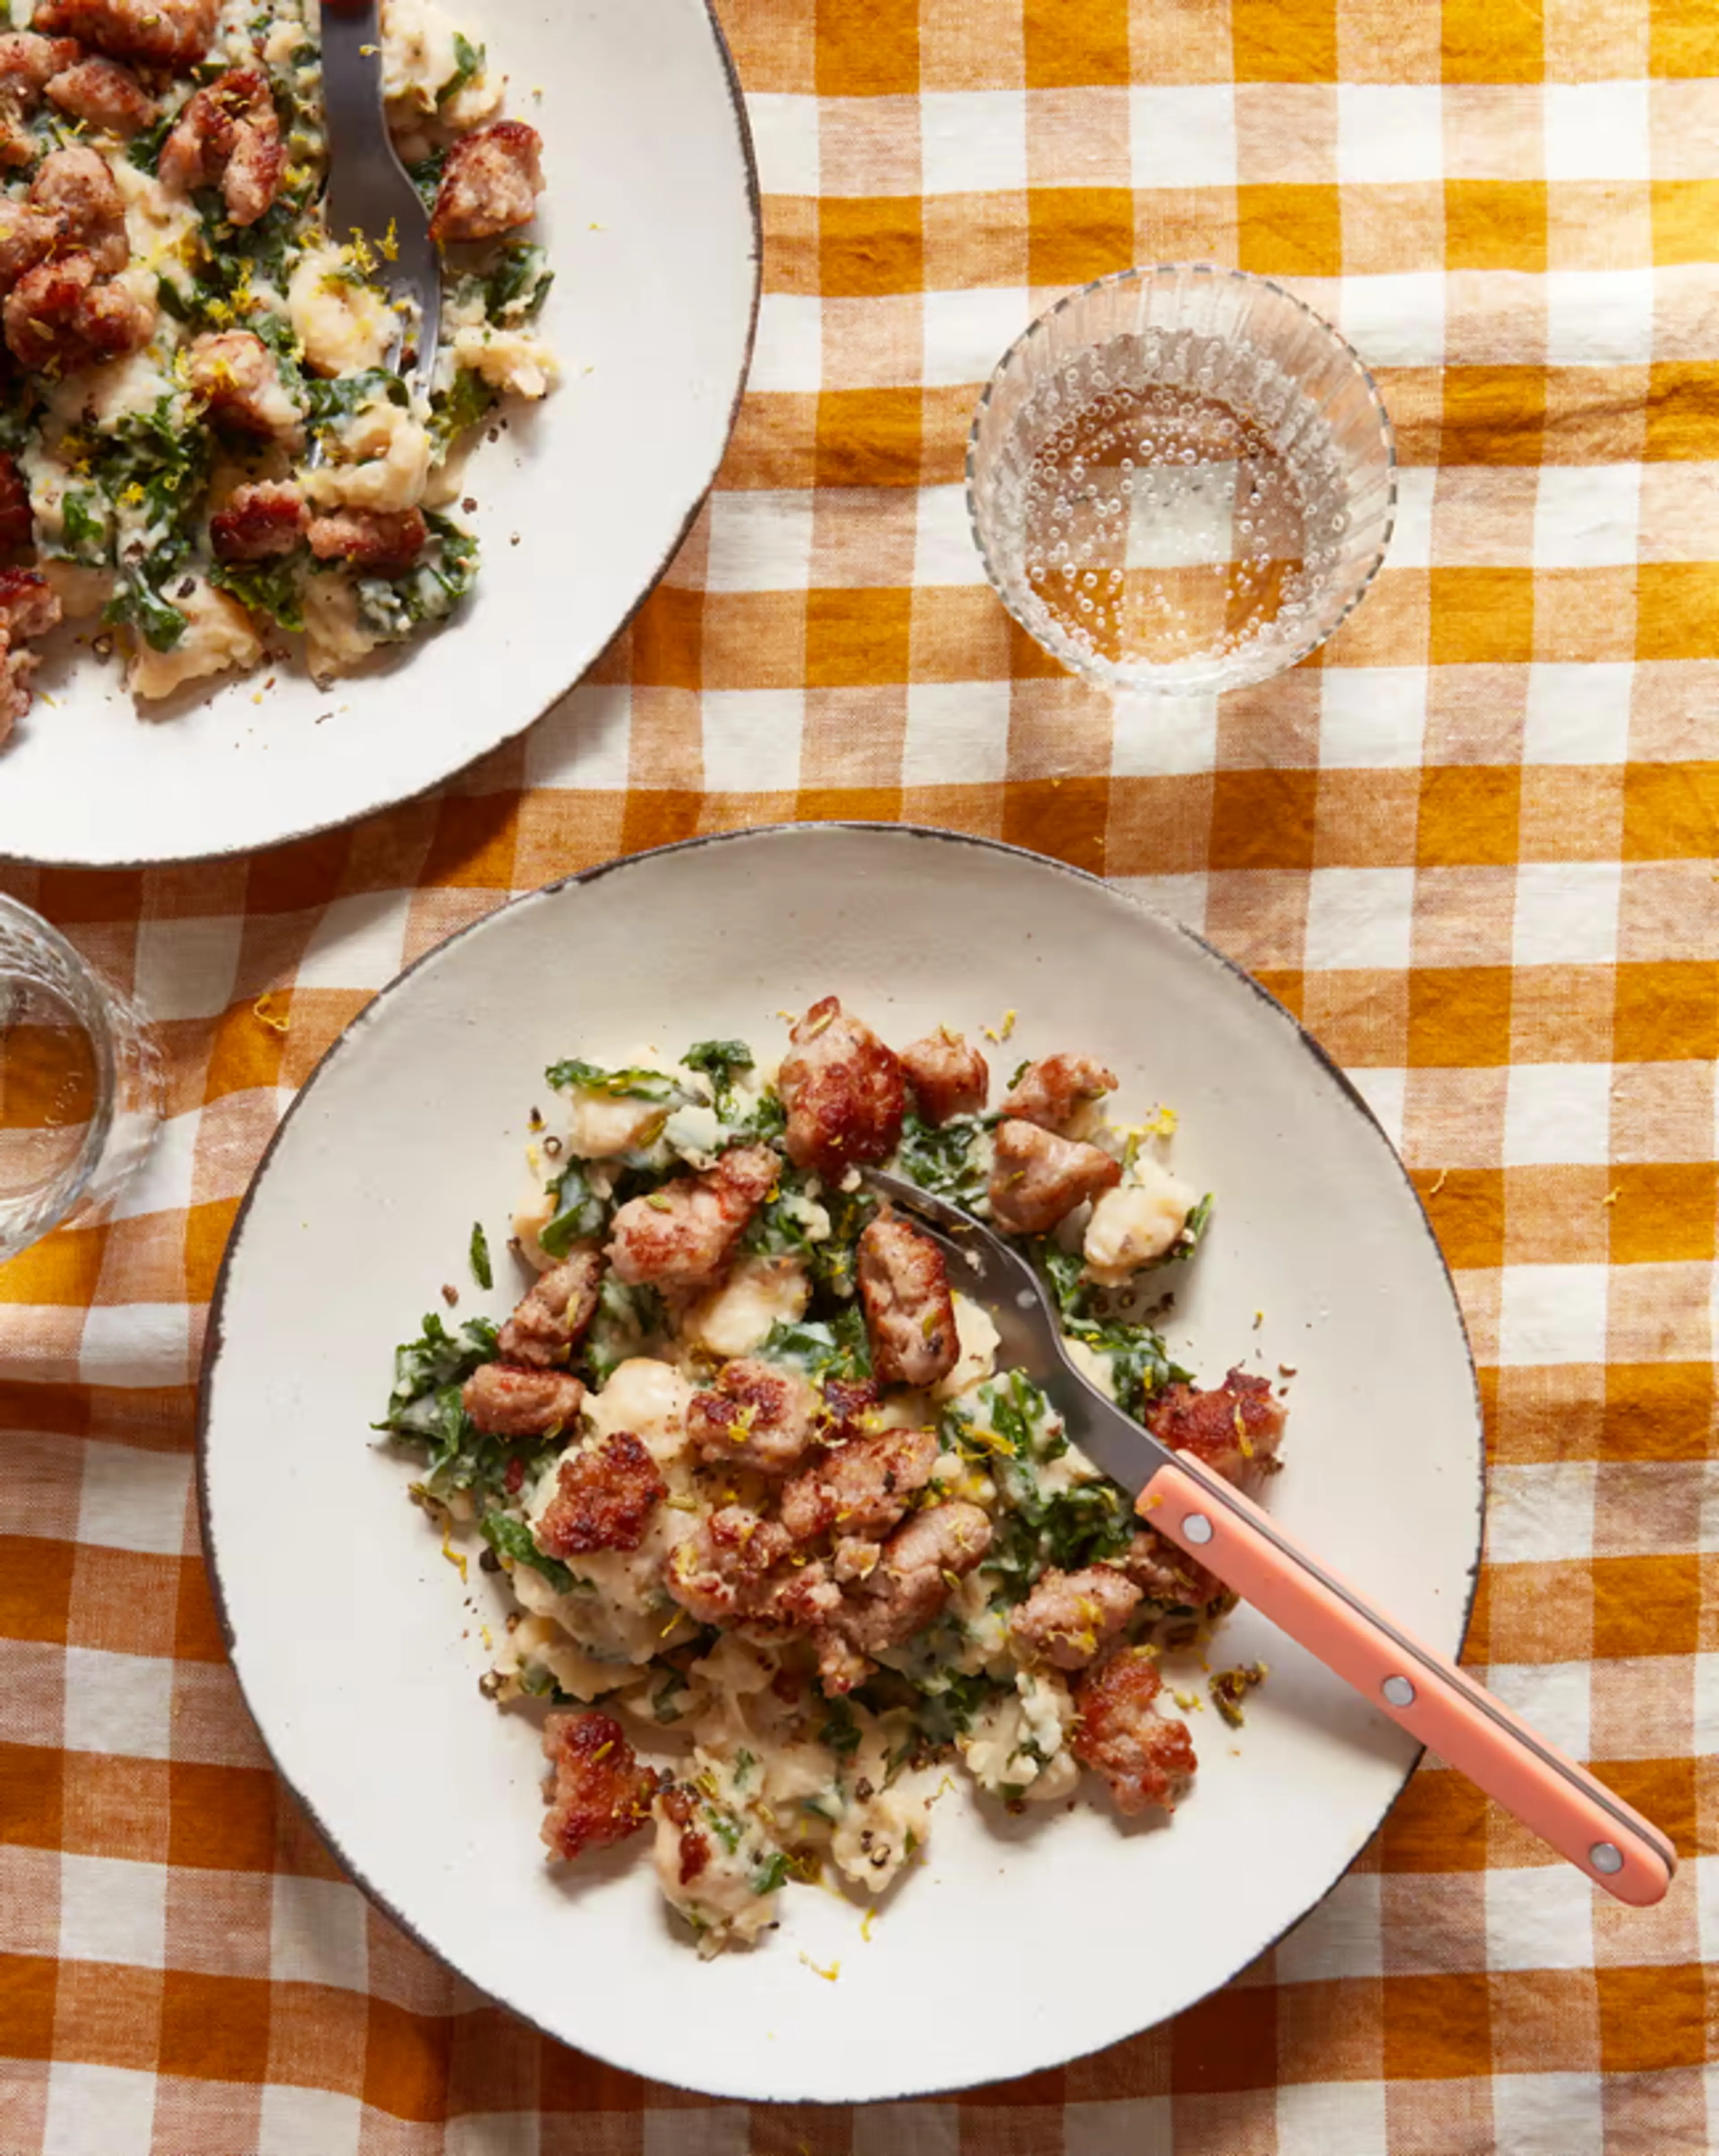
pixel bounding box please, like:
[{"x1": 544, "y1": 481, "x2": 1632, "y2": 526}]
[
  {"x1": 682, "y1": 1038, "x2": 754, "y2": 1116},
  {"x1": 437, "y1": 30, "x2": 485, "y2": 105},
  {"x1": 895, "y1": 1111, "x2": 993, "y2": 1208},
  {"x1": 546, "y1": 1057, "x2": 683, "y2": 1103},
  {"x1": 483, "y1": 241, "x2": 553, "y2": 322},
  {"x1": 429, "y1": 364, "x2": 496, "y2": 452},
  {"x1": 817, "y1": 1699, "x2": 861, "y2": 1755},
  {"x1": 757, "y1": 1307, "x2": 872, "y2": 1384},
  {"x1": 469, "y1": 1221, "x2": 493, "y2": 1290},
  {"x1": 479, "y1": 1511, "x2": 575, "y2": 1594},
  {"x1": 538, "y1": 1159, "x2": 608, "y2": 1259},
  {"x1": 748, "y1": 1850, "x2": 791, "y2": 1895},
  {"x1": 210, "y1": 552, "x2": 307, "y2": 634}
]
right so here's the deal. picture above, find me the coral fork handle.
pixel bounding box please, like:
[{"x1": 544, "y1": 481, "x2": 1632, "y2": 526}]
[{"x1": 1141, "y1": 1460, "x2": 1675, "y2": 1907}]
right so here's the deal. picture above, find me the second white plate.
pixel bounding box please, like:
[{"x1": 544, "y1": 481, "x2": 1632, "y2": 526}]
[{"x1": 199, "y1": 824, "x2": 1483, "y2": 2102}]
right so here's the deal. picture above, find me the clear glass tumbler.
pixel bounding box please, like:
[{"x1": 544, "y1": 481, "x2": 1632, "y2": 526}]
[
  {"x1": 967, "y1": 265, "x2": 1397, "y2": 696},
  {"x1": 0, "y1": 894, "x2": 163, "y2": 1264}
]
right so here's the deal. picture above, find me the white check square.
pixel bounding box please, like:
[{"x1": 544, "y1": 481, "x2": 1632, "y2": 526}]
[
  {"x1": 448, "y1": 2118, "x2": 540, "y2": 2156},
  {"x1": 744, "y1": 92, "x2": 819, "y2": 195},
  {"x1": 902, "y1": 683, "x2": 1009, "y2": 787},
  {"x1": 257, "y1": 2083, "x2": 363, "y2": 2156},
  {"x1": 922, "y1": 91, "x2": 1026, "y2": 195},
  {"x1": 133, "y1": 915, "x2": 241, "y2": 1023},
  {"x1": 1351, "y1": 1066, "x2": 1407, "y2": 1149},
  {"x1": 294, "y1": 889, "x2": 413, "y2": 994},
  {"x1": 59, "y1": 1852, "x2": 166, "y2": 1969},
  {"x1": 1320, "y1": 667, "x2": 1428, "y2": 769},
  {"x1": 1305, "y1": 867, "x2": 1416, "y2": 971},
  {"x1": 1130, "y1": 86, "x2": 1236, "y2": 188},
  {"x1": 1544, "y1": 82, "x2": 1651, "y2": 182},
  {"x1": 1487, "y1": 1661, "x2": 1592, "y2": 1761},
  {"x1": 1485, "y1": 1463, "x2": 1597, "y2": 1565},
  {"x1": 704, "y1": 490, "x2": 814, "y2": 593},
  {"x1": 1498, "y1": 1263, "x2": 1609, "y2": 1365},
  {"x1": 922, "y1": 287, "x2": 1030, "y2": 389},
  {"x1": 44, "y1": 2062, "x2": 157, "y2": 2156},
  {"x1": 1546, "y1": 269, "x2": 1655, "y2": 367},
  {"x1": 1336, "y1": 85, "x2": 1443, "y2": 184},
  {"x1": 1110, "y1": 693, "x2": 1218, "y2": 777},
  {"x1": 1277, "y1": 2081, "x2": 1390, "y2": 2156},
  {"x1": 77, "y1": 1441, "x2": 190, "y2": 1557},
  {"x1": 61, "y1": 1647, "x2": 175, "y2": 1760},
  {"x1": 1512, "y1": 862, "x2": 1622, "y2": 967},
  {"x1": 1275, "y1": 1870, "x2": 1384, "y2": 1982},
  {"x1": 1492, "y1": 2074, "x2": 1605, "y2": 2156},
  {"x1": 746, "y1": 293, "x2": 821, "y2": 395},
  {"x1": 701, "y1": 691, "x2": 804, "y2": 793},
  {"x1": 915, "y1": 484, "x2": 987, "y2": 587},
  {"x1": 1532, "y1": 466, "x2": 1640, "y2": 569},
  {"x1": 1485, "y1": 1867, "x2": 1596, "y2": 1974},
  {"x1": 524, "y1": 683, "x2": 632, "y2": 791},
  {"x1": 1522, "y1": 663, "x2": 1633, "y2": 767},
  {"x1": 270, "y1": 1874, "x2": 369, "y2": 1993},
  {"x1": 1065, "y1": 2100, "x2": 1173, "y2": 2156},
  {"x1": 1340, "y1": 273, "x2": 1445, "y2": 369},
  {"x1": 105, "y1": 1104, "x2": 199, "y2": 1225},
  {"x1": 1387, "y1": 466, "x2": 1436, "y2": 570},
  {"x1": 75, "y1": 1303, "x2": 191, "y2": 1387}
]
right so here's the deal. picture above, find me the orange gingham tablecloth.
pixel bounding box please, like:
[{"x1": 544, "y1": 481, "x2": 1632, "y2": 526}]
[{"x1": 3, "y1": 1, "x2": 1718, "y2": 2148}]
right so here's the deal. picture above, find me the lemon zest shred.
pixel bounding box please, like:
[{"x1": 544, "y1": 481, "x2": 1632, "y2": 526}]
[{"x1": 252, "y1": 992, "x2": 290, "y2": 1035}]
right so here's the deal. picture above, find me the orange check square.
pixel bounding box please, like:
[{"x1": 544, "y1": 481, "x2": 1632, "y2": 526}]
[
  {"x1": 819, "y1": 197, "x2": 924, "y2": 299},
  {"x1": 1236, "y1": 185, "x2": 1343, "y2": 279},
  {"x1": 1023, "y1": 0, "x2": 1129, "y2": 87},
  {"x1": 1607, "y1": 1163, "x2": 1718, "y2": 1264},
  {"x1": 1441, "y1": 368, "x2": 1546, "y2": 466},
  {"x1": 1383, "y1": 1972, "x2": 1493, "y2": 2080},
  {"x1": 1428, "y1": 569, "x2": 1536, "y2": 667},
  {"x1": 1442, "y1": 0, "x2": 1544, "y2": 81},
  {"x1": 804, "y1": 587, "x2": 914, "y2": 689},
  {"x1": 1408, "y1": 967, "x2": 1514, "y2": 1067},
  {"x1": 1596, "y1": 1962, "x2": 1709, "y2": 2073},
  {"x1": 815, "y1": 0, "x2": 919, "y2": 95},
  {"x1": 1645, "y1": 363, "x2": 1719, "y2": 461},
  {"x1": 1417, "y1": 766, "x2": 1522, "y2": 867},
  {"x1": 1651, "y1": 180, "x2": 1719, "y2": 266},
  {"x1": 1232, "y1": 0, "x2": 1337, "y2": 81},
  {"x1": 1027, "y1": 187, "x2": 1135, "y2": 289},
  {"x1": 1445, "y1": 181, "x2": 1548, "y2": 273},
  {"x1": 1614, "y1": 961, "x2": 1719, "y2": 1062}
]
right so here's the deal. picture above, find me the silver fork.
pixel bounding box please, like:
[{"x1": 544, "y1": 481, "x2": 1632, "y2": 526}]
[
  {"x1": 317, "y1": 0, "x2": 442, "y2": 393},
  {"x1": 864, "y1": 1165, "x2": 1675, "y2": 1907}
]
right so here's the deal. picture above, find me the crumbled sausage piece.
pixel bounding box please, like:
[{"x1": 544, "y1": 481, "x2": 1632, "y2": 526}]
[
  {"x1": 779, "y1": 997, "x2": 905, "y2": 1176},
  {"x1": 0, "y1": 32, "x2": 82, "y2": 90},
  {"x1": 188, "y1": 330, "x2": 302, "y2": 440},
  {"x1": 1008, "y1": 1565, "x2": 1142, "y2": 1671},
  {"x1": 1071, "y1": 1647, "x2": 1197, "y2": 1815},
  {"x1": 307, "y1": 507, "x2": 428, "y2": 575},
  {"x1": 32, "y1": 0, "x2": 219, "y2": 72},
  {"x1": 4, "y1": 250, "x2": 151, "y2": 372},
  {"x1": 1146, "y1": 1367, "x2": 1286, "y2": 1489},
  {"x1": 0, "y1": 569, "x2": 60, "y2": 749},
  {"x1": 0, "y1": 31, "x2": 78, "y2": 162},
  {"x1": 657, "y1": 1784, "x2": 711, "y2": 1885},
  {"x1": 0, "y1": 453, "x2": 32, "y2": 553},
  {"x1": 663, "y1": 1505, "x2": 792, "y2": 1626},
  {"x1": 29, "y1": 145, "x2": 128, "y2": 275},
  {"x1": 1001, "y1": 1053, "x2": 1118, "y2": 1133},
  {"x1": 536, "y1": 1432, "x2": 666, "y2": 1558},
  {"x1": 0, "y1": 201, "x2": 64, "y2": 293},
  {"x1": 686, "y1": 1356, "x2": 822, "y2": 1475},
  {"x1": 209, "y1": 480, "x2": 306, "y2": 564},
  {"x1": 159, "y1": 66, "x2": 282, "y2": 226},
  {"x1": 899, "y1": 1028, "x2": 988, "y2": 1125},
  {"x1": 496, "y1": 1251, "x2": 603, "y2": 1368},
  {"x1": 820, "y1": 1377, "x2": 880, "y2": 1436},
  {"x1": 46, "y1": 56, "x2": 157, "y2": 136},
  {"x1": 779, "y1": 1422, "x2": 937, "y2": 1545},
  {"x1": 857, "y1": 1210, "x2": 957, "y2": 1387},
  {"x1": 460, "y1": 1362, "x2": 584, "y2": 1439},
  {"x1": 826, "y1": 1500, "x2": 992, "y2": 1659},
  {"x1": 1120, "y1": 1527, "x2": 1227, "y2": 1616},
  {"x1": 539, "y1": 1710, "x2": 657, "y2": 1861},
  {"x1": 987, "y1": 1118, "x2": 1120, "y2": 1236},
  {"x1": 0, "y1": 567, "x2": 63, "y2": 643},
  {"x1": 430, "y1": 120, "x2": 544, "y2": 244},
  {"x1": 606, "y1": 1143, "x2": 779, "y2": 1292}
]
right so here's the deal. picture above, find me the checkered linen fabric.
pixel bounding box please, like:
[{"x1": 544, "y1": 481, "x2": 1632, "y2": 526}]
[{"x1": 2, "y1": 0, "x2": 1717, "y2": 2148}]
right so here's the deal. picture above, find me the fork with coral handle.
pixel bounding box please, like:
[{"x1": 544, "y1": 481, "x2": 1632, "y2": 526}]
[{"x1": 866, "y1": 1166, "x2": 1675, "y2": 1908}]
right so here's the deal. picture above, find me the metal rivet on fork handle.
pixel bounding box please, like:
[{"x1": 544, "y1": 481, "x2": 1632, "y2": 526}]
[
  {"x1": 1590, "y1": 1843, "x2": 1624, "y2": 1875},
  {"x1": 1382, "y1": 1675, "x2": 1416, "y2": 1708},
  {"x1": 1182, "y1": 1514, "x2": 1214, "y2": 1545}
]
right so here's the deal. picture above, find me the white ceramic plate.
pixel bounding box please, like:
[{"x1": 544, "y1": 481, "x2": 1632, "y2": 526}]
[
  {"x1": 0, "y1": 0, "x2": 758, "y2": 867},
  {"x1": 198, "y1": 825, "x2": 1483, "y2": 2104}
]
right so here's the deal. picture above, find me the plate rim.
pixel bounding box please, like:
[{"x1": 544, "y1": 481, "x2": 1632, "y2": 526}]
[
  {"x1": 0, "y1": 0, "x2": 763, "y2": 872},
  {"x1": 195, "y1": 820, "x2": 1487, "y2": 2100}
]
